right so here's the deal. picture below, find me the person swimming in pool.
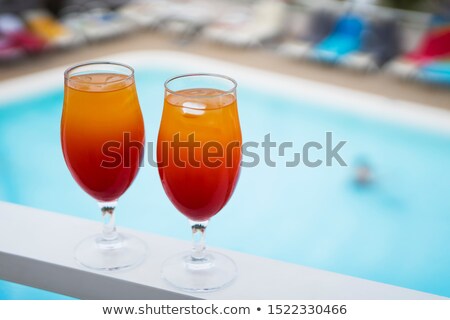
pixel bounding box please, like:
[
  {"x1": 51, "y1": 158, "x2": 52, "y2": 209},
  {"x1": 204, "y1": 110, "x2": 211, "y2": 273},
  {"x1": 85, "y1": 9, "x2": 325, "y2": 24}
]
[{"x1": 354, "y1": 157, "x2": 374, "y2": 186}]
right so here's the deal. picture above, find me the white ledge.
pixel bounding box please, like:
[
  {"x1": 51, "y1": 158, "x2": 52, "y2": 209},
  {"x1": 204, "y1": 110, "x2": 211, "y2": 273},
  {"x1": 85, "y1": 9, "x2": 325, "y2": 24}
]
[{"x1": 0, "y1": 201, "x2": 443, "y2": 300}]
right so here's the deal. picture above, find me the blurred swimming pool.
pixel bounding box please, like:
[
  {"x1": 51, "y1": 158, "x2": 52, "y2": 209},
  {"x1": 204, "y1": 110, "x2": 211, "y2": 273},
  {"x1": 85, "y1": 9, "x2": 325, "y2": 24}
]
[{"x1": 0, "y1": 62, "x2": 449, "y2": 299}]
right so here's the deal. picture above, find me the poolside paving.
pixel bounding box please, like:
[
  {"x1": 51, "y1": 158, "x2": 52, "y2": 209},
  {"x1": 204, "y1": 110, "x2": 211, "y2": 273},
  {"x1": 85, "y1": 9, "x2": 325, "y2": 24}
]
[{"x1": 0, "y1": 32, "x2": 449, "y2": 110}]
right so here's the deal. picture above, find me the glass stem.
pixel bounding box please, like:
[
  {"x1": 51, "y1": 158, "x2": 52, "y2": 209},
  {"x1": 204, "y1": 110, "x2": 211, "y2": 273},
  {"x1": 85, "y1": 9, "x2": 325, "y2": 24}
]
[
  {"x1": 189, "y1": 219, "x2": 208, "y2": 261},
  {"x1": 99, "y1": 200, "x2": 118, "y2": 241}
]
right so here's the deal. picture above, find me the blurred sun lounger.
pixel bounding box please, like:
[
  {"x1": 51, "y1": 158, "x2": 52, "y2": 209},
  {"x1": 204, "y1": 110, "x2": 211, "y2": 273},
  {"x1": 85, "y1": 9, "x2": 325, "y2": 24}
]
[
  {"x1": 158, "y1": 0, "x2": 221, "y2": 37},
  {"x1": 118, "y1": 0, "x2": 174, "y2": 29},
  {"x1": 0, "y1": 33, "x2": 25, "y2": 62},
  {"x1": 311, "y1": 12, "x2": 366, "y2": 64},
  {"x1": 202, "y1": 0, "x2": 287, "y2": 48},
  {"x1": 22, "y1": 9, "x2": 82, "y2": 49},
  {"x1": 0, "y1": 13, "x2": 46, "y2": 60},
  {"x1": 61, "y1": 7, "x2": 137, "y2": 42},
  {"x1": 387, "y1": 12, "x2": 450, "y2": 79},
  {"x1": 278, "y1": 5, "x2": 403, "y2": 73},
  {"x1": 202, "y1": 3, "x2": 251, "y2": 44},
  {"x1": 277, "y1": 9, "x2": 338, "y2": 59},
  {"x1": 417, "y1": 60, "x2": 450, "y2": 86}
]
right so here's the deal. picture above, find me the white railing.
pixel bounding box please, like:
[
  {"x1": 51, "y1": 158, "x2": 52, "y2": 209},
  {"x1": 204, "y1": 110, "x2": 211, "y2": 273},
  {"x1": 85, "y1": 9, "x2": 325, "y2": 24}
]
[{"x1": 0, "y1": 201, "x2": 443, "y2": 299}]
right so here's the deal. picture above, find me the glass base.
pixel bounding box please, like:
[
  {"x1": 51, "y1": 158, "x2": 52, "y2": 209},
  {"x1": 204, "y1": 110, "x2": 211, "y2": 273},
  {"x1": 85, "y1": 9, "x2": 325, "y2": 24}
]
[
  {"x1": 75, "y1": 233, "x2": 147, "y2": 271},
  {"x1": 162, "y1": 251, "x2": 237, "y2": 292}
]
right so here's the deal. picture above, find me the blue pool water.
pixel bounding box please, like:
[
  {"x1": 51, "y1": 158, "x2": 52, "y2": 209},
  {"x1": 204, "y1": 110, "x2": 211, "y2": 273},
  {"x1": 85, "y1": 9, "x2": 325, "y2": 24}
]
[{"x1": 0, "y1": 67, "x2": 449, "y2": 299}]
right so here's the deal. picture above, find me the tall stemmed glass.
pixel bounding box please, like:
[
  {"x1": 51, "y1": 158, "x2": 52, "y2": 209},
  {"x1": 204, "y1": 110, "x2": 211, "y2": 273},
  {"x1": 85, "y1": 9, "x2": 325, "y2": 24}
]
[
  {"x1": 61, "y1": 62, "x2": 147, "y2": 271},
  {"x1": 157, "y1": 74, "x2": 242, "y2": 292}
]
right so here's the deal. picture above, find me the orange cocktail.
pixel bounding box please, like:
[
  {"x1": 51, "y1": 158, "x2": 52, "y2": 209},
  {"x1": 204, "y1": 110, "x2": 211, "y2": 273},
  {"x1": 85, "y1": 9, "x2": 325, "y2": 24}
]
[
  {"x1": 158, "y1": 88, "x2": 242, "y2": 221},
  {"x1": 61, "y1": 62, "x2": 146, "y2": 271},
  {"x1": 61, "y1": 73, "x2": 144, "y2": 201},
  {"x1": 157, "y1": 74, "x2": 241, "y2": 292}
]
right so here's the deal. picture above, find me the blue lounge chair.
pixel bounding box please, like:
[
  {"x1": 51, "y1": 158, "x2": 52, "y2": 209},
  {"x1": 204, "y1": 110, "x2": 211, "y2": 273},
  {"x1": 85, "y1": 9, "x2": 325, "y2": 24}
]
[
  {"x1": 313, "y1": 13, "x2": 366, "y2": 64},
  {"x1": 417, "y1": 60, "x2": 450, "y2": 86}
]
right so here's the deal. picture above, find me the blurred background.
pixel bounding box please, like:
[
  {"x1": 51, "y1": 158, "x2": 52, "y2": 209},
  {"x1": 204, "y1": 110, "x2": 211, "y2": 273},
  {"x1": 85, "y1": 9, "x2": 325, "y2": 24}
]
[{"x1": 0, "y1": 0, "x2": 449, "y2": 106}]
